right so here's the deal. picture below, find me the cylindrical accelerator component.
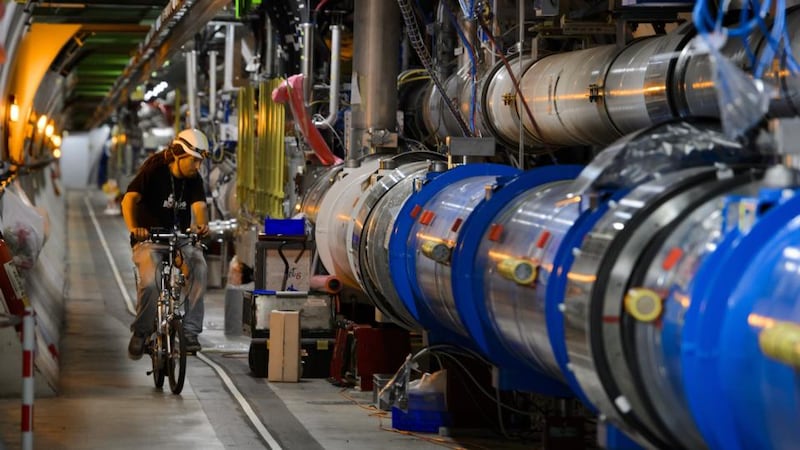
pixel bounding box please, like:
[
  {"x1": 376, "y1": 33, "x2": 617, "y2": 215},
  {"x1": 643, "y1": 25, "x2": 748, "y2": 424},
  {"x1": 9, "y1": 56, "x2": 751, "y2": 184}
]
[
  {"x1": 314, "y1": 157, "x2": 382, "y2": 288},
  {"x1": 408, "y1": 175, "x2": 506, "y2": 337},
  {"x1": 360, "y1": 162, "x2": 434, "y2": 330},
  {"x1": 472, "y1": 8, "x2": 800, "y2": 148},
  {"x1": 475, "y1": 179, "x2": 580, "y2": 381}
]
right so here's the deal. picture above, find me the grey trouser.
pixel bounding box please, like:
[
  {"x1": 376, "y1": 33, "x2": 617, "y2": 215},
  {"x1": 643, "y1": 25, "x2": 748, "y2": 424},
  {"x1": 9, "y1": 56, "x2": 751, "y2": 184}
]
[{"x1": 130, "y1": 241, "x2": 206, "y2": 336}]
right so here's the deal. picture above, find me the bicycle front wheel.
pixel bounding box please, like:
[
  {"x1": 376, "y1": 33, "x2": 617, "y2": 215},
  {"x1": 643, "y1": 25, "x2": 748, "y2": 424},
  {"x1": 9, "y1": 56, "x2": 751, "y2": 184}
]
[
  {"x1": 167, "y1": 317, "x2": 187, "y2": 394},
  {"x1": 151, "y1": 335, "x2": 165, "y2": 389}
]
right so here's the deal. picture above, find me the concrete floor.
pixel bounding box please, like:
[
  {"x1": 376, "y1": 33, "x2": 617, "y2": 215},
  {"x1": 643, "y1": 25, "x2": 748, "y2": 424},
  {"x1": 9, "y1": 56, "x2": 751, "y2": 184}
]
[{"x1": 0, "y1": 190, "x2": 536, "y2": 450}]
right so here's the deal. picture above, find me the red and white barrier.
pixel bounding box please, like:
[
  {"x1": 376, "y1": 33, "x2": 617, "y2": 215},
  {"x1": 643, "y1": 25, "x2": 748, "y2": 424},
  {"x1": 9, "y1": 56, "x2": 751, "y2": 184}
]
[{"x1": 21, "y1": 306, "x2": 34, "y2": 450}]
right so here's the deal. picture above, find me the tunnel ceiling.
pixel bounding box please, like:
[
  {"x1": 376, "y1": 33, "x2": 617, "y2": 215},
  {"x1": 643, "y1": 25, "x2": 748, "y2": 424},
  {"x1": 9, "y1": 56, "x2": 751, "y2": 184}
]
[
  {"x1": 27, "y1": 0, "x2": 231, "y2": 132},
  {"x1": 28, "y1": 0, "x2": 170, "y2": 131}
]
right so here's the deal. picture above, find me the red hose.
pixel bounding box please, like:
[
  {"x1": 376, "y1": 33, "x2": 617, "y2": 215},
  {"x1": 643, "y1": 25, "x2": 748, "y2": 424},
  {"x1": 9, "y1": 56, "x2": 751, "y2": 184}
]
[{"x1": 272, "y1": 74, "x2": 343, "y2": 166}]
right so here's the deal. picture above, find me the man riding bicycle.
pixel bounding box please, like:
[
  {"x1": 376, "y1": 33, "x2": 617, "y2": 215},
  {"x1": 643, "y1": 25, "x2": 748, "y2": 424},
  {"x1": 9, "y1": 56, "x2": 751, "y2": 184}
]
[{"x1": 121, "y1": 128, "x2": 210, "y2": 359}]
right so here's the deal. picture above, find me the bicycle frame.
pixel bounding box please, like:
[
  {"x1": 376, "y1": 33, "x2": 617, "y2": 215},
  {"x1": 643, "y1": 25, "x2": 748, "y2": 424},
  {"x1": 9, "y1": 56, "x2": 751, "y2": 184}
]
[
  {"x1": 147, "y1": 229, "x2": 196, "y2": 394},
  {"x1": 154, "y1": 235, "x2": 184, "y2": 357}
]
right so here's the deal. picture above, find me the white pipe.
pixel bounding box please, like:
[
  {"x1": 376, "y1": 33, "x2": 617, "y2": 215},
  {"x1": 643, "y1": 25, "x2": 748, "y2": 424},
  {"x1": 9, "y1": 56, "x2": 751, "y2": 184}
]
[
  {"x1": 185, "y1": 50, "x2": 197, "y2": 128},
  {"x1": 209, "y1": 50, "x2": 217, "y2": 120},
  {"x1": 223, "y1": 23, "x2": 235, "y2": 91},
  {"x1": 313, "y1": 24, "x2": 342, "y2": 129}
]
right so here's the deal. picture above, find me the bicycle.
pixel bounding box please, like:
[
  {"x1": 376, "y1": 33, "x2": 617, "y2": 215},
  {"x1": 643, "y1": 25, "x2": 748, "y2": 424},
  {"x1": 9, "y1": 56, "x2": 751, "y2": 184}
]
[{"x1": 144, "y1": 228, "x2": 199, "y2": 395}]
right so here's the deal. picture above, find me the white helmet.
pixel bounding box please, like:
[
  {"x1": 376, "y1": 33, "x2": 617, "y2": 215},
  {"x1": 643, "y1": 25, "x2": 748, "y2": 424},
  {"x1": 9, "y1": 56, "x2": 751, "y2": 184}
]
[{"x1": 173, "y1": 128, "x2": 209, "y2": 159}]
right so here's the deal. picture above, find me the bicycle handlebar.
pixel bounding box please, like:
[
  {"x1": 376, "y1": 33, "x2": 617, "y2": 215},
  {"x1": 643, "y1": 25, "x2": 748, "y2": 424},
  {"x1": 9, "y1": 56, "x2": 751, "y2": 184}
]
[{"x1": 146, "y1": 228, "x2": 200, "y2": 243}]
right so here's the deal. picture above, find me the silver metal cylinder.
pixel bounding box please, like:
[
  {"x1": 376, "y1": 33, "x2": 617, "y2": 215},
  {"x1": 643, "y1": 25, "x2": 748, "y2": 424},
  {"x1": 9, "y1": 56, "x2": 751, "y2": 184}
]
[
  {"x1": 518, "y1": 45, "x2": 621, "y2": 146},
  {"x1": 477, "y1": 8, "x2": 800, "y2": 148},
  {"x1": 482, "y1": 55, "x2": 536, "y2": 147},
  {"x1": 350, "y1": 0, "x2": 401, "y2": 158}
]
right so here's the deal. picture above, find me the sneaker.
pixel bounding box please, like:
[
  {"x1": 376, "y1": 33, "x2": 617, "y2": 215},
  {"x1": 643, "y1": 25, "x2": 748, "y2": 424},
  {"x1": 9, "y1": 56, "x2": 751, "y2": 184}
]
[
  {"x1": 185, "y1": 334, "x2": 201, "y2": 353},
  {"x1": 128, "y1": 333, "x2": 146, "y2": 360}
]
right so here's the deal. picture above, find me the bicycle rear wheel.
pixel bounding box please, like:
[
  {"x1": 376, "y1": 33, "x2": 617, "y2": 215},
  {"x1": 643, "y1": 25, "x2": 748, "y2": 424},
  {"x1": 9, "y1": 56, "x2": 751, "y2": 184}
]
[
  {"x1": 167, "y1": 317, "x2": 187, "y2": 394},
  {"x1": 151, "y1": 335, "x2": 165, "y2": 388}
]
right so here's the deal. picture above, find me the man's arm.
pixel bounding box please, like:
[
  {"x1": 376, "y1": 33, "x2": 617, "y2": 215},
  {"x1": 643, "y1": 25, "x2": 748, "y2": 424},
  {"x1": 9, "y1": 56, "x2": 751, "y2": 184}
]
[
  {"x1": 121, "y1": 192, "x2": 148, "y2": 241},
  {"x1": 190, "y1": 200, "x2": 209, "y2": 236}
]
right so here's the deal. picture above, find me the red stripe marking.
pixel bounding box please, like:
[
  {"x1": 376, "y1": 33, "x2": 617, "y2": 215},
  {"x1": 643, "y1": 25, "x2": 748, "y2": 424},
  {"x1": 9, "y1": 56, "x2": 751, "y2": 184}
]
[
  {"x1": 419, "y1": 210, "x2": 435, "y2": 226},
  {"x1": 602, "y1": 316, "x2": 620, "y2": 324},
  {"x1": 488, "y1": 224, "x2": 504, "y2": 242},
  {"x1": 21, "y1": 405, "x2": 32, "y2": 431},
  {"x1": 451, "y1": 218, "x2": 463, "y2": 233},
  {"x1": 662, "y1": 247, "x2": 684, "y2": 271},
  {"x1": 410, "y1": 205, "x2": 422, "y2": 218},
  {"x1": 22, "y1": 351, "x2": 32, "y2": 378},
  {"x1": 536, "y1": 230, "x2": 552, "y2": 249},
  {"x1": 48, "y1": 344, "x2": 59, "y2": 360}
]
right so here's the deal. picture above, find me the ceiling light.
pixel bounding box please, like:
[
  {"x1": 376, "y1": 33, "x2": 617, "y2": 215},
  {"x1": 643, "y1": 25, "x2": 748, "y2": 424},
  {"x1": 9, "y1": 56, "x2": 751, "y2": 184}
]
[{"x1": 37, "y1": 115, "x2": 48, "y2": 132}]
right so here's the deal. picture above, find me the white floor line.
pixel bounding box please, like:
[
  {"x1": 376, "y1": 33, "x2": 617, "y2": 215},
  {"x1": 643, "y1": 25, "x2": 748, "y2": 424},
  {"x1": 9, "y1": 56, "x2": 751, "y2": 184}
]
[
  {"x1": 196, "y1": 352, "x2": 283, "y2": 450},
  {"x1": 86, "y1": 195, "x2": 282, "y2": 449},
  {"x1": 84, "y1": 196, "x2": 136, "y2": 315}
]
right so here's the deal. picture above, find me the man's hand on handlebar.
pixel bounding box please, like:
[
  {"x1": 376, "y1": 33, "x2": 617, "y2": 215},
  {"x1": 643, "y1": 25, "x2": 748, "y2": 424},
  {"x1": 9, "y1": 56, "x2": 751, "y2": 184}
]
[
  {"x1": 194, "y1": 223, "x2": 209, "y2": 237},
  {"x1": 131, "y1": 227, "x2": 150, "y2": 242}
]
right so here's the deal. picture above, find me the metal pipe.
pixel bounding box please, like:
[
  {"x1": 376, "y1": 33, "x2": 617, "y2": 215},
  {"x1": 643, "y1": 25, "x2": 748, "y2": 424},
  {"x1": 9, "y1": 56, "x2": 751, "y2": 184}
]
[
  {"x1": 300, "y1": 22, "x2": 315, "y2": 105},
  {"x1": 265, "y1": 16, "x2": 275, "y2": 78},
  {"x1": 223, "y1": 23, "x2": 235, "y2": 91},
  {"x1": 466, "y1": 8, "x2": 800, "y2": 149},
  {"x1": 313, "y1": 24, "x2": 342, "y2": 129},
  {"x1": 185, "y1": 50, "x2": 197, "y2": 128},
  {"x1": 209, "y1": 50, "x2": 217, "y2": 121},
  {"x1": 350, "y1": 0, "x2": 401, "y2": 159}
]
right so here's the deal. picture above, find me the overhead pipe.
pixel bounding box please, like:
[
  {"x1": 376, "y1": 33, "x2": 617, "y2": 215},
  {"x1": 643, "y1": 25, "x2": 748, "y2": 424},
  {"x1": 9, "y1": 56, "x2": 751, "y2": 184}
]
[
  {"x1": 208, "y1": 50, "x2": 217, "y2": 120},
  {"x1": 313, "y1": 24, "x2": 342, "y2": 129},
  {"x1": 300, "y1": 22, "x2": 315, "y2": 105},
  {"x1": 185, "y1": 50, "x2": 198, "y2": 128},
  {"x1": 223, "y1": 23, "x2": 235, "y2": 91},
  {"x1": 265, "y1": 16, "x2": 275, "y2": 78},
  {"x1": 417, "y1": 8, "x2": 800, "y2": 149},
  {"x1": 350, "y1": 0, "x2": 401, "y2": 160}
]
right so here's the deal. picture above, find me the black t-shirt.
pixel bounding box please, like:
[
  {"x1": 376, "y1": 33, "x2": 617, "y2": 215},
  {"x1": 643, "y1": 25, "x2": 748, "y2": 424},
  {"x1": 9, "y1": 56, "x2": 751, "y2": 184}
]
[{"x1": 126, "y1": 159, "x2": 205, "y2": 245}]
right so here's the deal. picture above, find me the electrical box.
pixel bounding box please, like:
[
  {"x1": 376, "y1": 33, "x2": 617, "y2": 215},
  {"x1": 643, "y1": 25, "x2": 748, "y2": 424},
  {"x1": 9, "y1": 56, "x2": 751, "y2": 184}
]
[
  {"x1": 242, "y1": 290, "x2": 332, "y2": 337},
  {"x1": 255, "y1": 236, "x2": 313, "y2": 292}
]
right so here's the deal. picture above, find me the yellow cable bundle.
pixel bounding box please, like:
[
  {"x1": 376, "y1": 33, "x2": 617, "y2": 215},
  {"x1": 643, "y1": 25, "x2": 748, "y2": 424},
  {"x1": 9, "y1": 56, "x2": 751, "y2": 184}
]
[
  {"x1": 261, "y1": 78, "x2": 285, "y2": 218},
  {"x1": 237, "y1": 85, "x2": 256, "y2": 214}
]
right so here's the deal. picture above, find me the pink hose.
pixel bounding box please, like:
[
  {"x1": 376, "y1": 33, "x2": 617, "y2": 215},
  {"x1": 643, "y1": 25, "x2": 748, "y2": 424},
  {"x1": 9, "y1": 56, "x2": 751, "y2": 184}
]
[
  {"x1": 272, "y1": 74, "x2": 343, "y2": 166},
  {"x1": 309, "y1": 275, "x2": 343, "y2": 294}
]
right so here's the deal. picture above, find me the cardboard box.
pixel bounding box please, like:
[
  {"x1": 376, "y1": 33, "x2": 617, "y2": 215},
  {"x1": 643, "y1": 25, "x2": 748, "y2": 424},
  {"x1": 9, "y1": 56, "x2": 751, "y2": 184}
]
[{"x1": 268, "y1": 310, "x2": 301, "y2": 382}]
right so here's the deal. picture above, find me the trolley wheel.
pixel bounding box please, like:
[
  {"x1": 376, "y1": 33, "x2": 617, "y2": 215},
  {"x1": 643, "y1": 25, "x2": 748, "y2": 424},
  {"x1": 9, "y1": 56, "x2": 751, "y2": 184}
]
[
  {"x1": 167, "y1": 318, "x2": 187, "y2": 394},
  {"x1": 151, "y1": 335, "x2": 165, "y2": 389}
]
